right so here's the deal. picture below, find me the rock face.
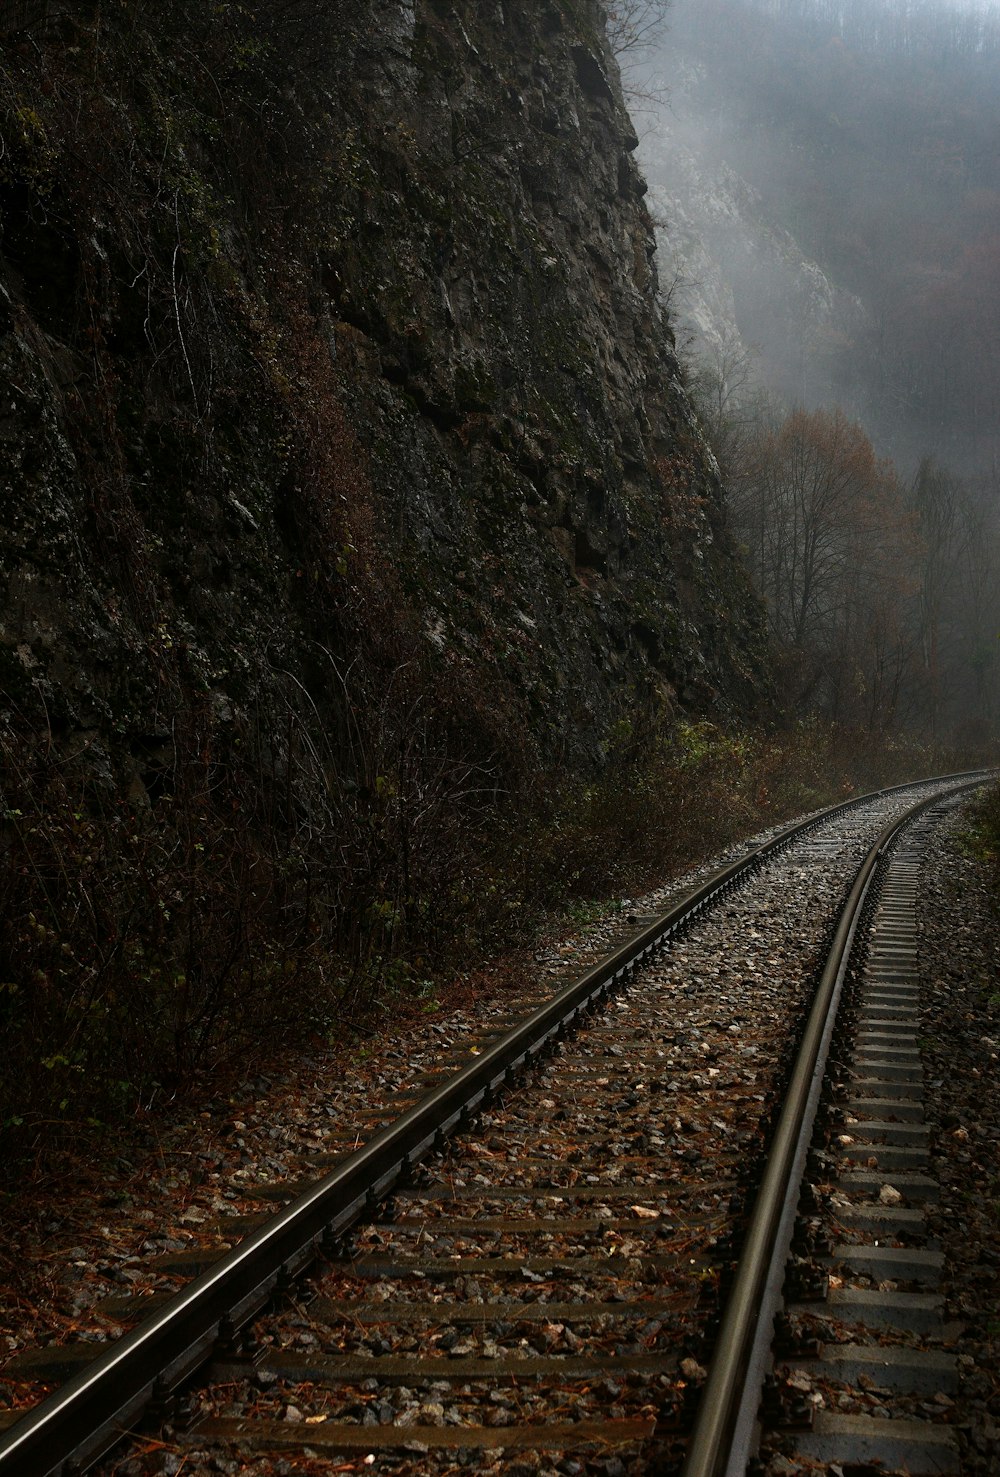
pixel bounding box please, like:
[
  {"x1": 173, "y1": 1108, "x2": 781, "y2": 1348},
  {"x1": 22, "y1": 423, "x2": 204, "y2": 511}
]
[{"x1": 0, "y1": 0, "x2": 768, "y2": 790}]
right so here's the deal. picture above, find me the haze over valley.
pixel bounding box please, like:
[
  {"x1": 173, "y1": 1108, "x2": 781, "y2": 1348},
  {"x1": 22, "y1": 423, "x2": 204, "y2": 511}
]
[{"x1": 634, "y1": 0, "x2": 1000, "y2": 732}]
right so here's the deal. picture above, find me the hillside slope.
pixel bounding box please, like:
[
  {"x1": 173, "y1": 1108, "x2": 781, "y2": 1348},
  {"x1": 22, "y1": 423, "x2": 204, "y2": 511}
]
[
  {"x1": 0, "y1": 0, "x2": 770, "y2": 1136},
  {"x1": 0, "y1": 0, "x2": 767, "y2": 780}
]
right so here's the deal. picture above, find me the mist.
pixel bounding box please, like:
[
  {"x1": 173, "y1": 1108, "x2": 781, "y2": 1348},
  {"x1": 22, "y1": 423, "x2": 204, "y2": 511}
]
[
  {"x1": 636, "y1": 0, "x2": 1000, "y2": 480},
  {"x1": 630, "y1": 0, "x2": 1000, "y2": 738}
]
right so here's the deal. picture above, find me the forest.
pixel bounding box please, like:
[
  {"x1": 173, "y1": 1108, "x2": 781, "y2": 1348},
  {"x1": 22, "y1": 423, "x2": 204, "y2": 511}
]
[{"x1": 636, "y1": 0, "x2": 1000, "y2": 743}]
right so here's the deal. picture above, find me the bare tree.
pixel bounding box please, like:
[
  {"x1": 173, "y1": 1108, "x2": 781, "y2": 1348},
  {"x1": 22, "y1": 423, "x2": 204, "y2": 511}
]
[
  {"x1": 951, "y1": 492, "x2": 1000, "y2": 734},
  {"x1": 908, "y1": 457, "x2": 960, "y2": 740},
  {"x1": 606, "y1": 0, "x2": 673, "y2": 112},
  {"x1": 688, "y1": 336, "x2": 774, "y2": 483},
  {"x1": 606, "y1": 1, "x2": 672, "y2": 60},
  {"x1": 729, "y1": 406, "x2": 919, "y2": 725}
]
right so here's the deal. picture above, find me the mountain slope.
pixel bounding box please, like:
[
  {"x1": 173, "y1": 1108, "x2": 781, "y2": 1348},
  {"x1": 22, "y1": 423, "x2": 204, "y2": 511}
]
[
  {"x1": 642, "y1": 0, "x2": 1000, "y2": 474},
  {"x1": 0, "y1": 0, "x2": 767, "y2": 784},
  {"x1": 0, "y1": 0, "x2": 771, "y2": 1138}
]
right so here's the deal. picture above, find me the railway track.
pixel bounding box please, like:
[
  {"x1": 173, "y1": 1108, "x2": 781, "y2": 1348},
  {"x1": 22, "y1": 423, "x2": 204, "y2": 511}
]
[
  {"x1": 750, "y1": 804, "x2": 968, "y2": 1477},
  {"x1": 0, "y1": 773, "x2": 987, "y2": 1476}
]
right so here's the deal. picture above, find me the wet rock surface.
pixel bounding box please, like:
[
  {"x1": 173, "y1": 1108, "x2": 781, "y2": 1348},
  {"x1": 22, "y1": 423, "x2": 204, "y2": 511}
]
[{"x1": 0, "y1": 0, "x2": 767, "y2": 784}]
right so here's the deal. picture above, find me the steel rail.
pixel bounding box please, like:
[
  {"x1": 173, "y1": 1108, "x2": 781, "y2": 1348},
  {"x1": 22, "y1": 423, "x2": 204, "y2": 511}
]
[
  {"x1": 679, "y1": 781, "x2": 984, "y2": 1477},
  {"x1": 0, "y1": 772, "x2": 987, "y2": 1477}
]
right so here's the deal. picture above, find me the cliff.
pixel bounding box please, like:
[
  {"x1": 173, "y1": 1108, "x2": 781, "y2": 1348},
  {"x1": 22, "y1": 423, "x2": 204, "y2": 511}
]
[
  {"x1": 0, "y1": 1, "x2": 770, "y2": 1130},
  {"x1": 0, "y1": 0, "x2": 767, "y2": 779}
]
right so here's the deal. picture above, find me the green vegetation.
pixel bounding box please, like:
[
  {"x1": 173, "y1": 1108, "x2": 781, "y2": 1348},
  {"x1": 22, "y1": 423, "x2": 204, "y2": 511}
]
[{"x1": 958, "y1": 784, "x2": 1000, "y2": 871}]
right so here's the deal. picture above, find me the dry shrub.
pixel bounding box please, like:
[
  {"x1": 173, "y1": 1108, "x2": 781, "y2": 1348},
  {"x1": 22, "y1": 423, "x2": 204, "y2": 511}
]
[
  {"x1": 500, "y1": 716, "x2": 989, "y2": 921},
  {"x1": 0, "y1": 702, "x2": 309, "y2": 1145},
  {"x1": 0, "y1": 665, "x2": 983, "y2": 1180},
  {"x1": 958, "y1": 780, "x2": 1000, "y2": 886},
  {"x1": 0, "y1": 643, "x2": 526, "y2": 1175}
]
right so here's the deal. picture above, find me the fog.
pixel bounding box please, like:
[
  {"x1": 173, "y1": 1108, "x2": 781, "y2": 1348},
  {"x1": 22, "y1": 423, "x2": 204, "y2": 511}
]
[
  {"x1": 630, "y1": 0, "x2": 1000, "y2": 738},
  {"x1": 636, "y1": 0, "x2": 1000, "y2": 481}
]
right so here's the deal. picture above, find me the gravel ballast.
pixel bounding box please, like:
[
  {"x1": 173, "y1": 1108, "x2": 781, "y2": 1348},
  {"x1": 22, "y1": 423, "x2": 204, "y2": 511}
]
[
  {"x1": 2, "y1": 780, "x2": 996, "y2": 1477},
  {"x1": 919, "y1": 805, "x2": 1000, "y2": 1475}
]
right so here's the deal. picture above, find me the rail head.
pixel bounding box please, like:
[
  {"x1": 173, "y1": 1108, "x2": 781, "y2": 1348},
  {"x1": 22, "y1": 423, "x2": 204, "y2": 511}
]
[
  {"x1": 679, "y1": 779, "x2": 986, "y2": 1477},
  {"x1": 0, "y1": 771, "x2": 990, "y2": 1477}
]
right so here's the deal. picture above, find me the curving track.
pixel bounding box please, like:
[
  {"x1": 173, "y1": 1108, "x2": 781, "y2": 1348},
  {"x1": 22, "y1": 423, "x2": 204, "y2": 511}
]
[{"x1": 0, "y1": 773, "x2": 987, "y2": 1476}]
